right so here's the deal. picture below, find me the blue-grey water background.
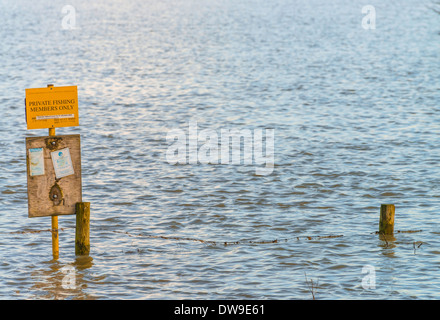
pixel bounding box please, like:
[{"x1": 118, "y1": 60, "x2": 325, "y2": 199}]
[{"x1": 1, "y1": 0, "x2": 440, "y2": 299}]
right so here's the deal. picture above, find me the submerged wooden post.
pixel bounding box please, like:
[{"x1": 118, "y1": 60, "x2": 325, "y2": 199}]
[
  {"x1": 379, "y1": 204, "x2": 395, "y2": 235},
  {"x1": 49, "y1": 124, "x2": 59, "y2": 260},
  {"x1": 75, "y1": 202, "x2": 90, "y2": 255}
]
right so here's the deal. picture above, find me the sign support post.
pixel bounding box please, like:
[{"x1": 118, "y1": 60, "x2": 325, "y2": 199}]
[{"x1": 48, "y1": 123, "x2": 59, "y2": 260}]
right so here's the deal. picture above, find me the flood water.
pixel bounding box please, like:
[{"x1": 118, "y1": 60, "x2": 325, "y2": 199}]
[{"x1": 1, "y1": 0, "x2": 440, "y2": 300}]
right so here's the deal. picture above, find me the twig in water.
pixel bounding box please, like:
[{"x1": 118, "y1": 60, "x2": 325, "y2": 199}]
[
  {"x1": 304, "y1": 272, "x2": 319, "y2": 300},
  {"x1": 379, "y1": 231, "x2": 389, "y2": 248},
  {"x1": 413, "y1": 241, "x2": 423, "y2": 254}
]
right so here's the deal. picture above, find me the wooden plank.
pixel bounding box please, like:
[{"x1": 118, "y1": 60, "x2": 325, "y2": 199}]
[{"x1": 26, "y1": 134, "x2": 82, "y2": 218}]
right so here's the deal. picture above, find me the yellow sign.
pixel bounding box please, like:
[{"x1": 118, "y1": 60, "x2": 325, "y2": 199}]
[{"x1": 25, "y1": 85, "x2": 79, "y2": 130}]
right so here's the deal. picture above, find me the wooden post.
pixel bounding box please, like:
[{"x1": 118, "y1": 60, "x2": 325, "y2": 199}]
[
  {"x1": 75, "y1": 202, "x2": 90, "y2": 256},
  {"x1": 49, "y1": 125, "x2": 59, "y2": 260},
  {"x1": 379, "y1": 204, "x2": 395, "y2": 235}
]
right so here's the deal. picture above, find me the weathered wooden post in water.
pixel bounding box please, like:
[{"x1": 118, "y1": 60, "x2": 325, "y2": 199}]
[
  {"x1": 75, "y1": 202, "x2": 90, "y2": 255},
  {"x1": 379, "y1": 204, "x2": 395, "y2": 235},
  {"x1": 25, "y1": 84, "x2": 90, "y2": 259}
]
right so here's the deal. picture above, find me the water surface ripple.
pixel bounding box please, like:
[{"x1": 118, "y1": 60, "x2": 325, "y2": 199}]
[{"x1": 1, "y1": 0, "x2": 440, "y2": 299}]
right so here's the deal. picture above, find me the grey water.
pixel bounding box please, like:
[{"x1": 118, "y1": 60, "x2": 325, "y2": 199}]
[{"x1": 1, "y1": 0, "x2": 440, "y2": 299}]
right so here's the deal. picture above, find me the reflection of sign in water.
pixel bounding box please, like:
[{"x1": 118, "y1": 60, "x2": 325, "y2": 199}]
[
  {"x1": 29, "y1": 148, "x2": 45, "y2": 176},
  {"x1": 51, "y1": 148, "x2": 75, "y2": 179},
  {"x1": 25, "y1": 85, "x2": 79, "y2": 129}
]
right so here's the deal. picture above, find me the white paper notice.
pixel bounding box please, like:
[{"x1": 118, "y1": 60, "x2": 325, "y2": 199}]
[
  {"x1": 29, "y1": 148, "x2": 45, "y2": 176},
  {"x1": 51, "y1": 148, "x2": 74, "y2": 179}
]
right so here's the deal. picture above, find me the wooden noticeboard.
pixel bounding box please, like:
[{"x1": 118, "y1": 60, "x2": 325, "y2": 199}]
[
  {"x1": 26, "y1": 134, "x2": 82, "y2": 218},
  {"x1": 25, "y1": 86, "x2": 79, "y2": 130}
]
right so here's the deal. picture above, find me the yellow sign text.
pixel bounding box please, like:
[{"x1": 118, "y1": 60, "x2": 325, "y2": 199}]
[{"x1": 25, "y1": 86, "x2": 79, "y2": 130}]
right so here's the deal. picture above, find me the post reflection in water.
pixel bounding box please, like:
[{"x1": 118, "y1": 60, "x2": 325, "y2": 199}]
[{"x1": 28, "y1": 256, "x2": 96, "y2": 300}]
